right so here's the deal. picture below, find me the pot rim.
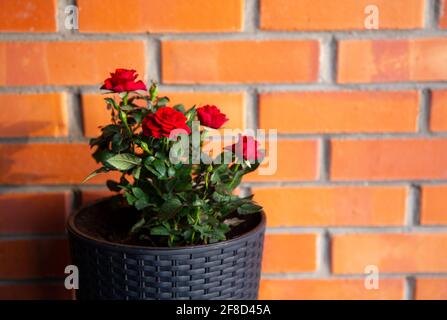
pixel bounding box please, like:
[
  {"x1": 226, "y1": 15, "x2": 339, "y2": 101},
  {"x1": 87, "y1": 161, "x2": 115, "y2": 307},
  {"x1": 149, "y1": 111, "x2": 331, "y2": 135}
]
[{"x1": 67, "y1": 196, "x2": 266, "y2": 252}]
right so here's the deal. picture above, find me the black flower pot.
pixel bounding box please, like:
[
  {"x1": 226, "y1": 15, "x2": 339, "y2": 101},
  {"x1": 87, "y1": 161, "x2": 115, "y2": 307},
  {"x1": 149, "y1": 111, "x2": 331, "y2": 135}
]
[{"x1": 67, "y1": 197, "x2": 266, "y2": 300}]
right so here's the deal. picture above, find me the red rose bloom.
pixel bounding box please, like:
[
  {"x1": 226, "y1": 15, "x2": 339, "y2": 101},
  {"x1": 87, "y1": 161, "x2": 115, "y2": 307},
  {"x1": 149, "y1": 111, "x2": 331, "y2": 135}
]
[
  {"x1": 101, "y1": 68, "x2": 147, "y2": 93},
  {"x1": 142, "y1": 107, "x2": 191, "y2": 138},
  {"x1": 197, "y1": 105, "x2": 228, "y2": 129},
  {"x1": 228, "y1": 135, "x2": 263, "y2": 162}
]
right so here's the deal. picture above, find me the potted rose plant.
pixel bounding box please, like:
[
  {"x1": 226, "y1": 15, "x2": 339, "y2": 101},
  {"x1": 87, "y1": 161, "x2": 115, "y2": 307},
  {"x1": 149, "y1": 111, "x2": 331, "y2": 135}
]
[{"x1": 67, "y1": 69, "x2": 266, "y2": 300}]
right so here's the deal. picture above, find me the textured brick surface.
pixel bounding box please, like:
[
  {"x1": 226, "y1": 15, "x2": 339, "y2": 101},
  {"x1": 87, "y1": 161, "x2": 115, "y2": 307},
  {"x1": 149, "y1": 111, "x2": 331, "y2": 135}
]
[
  {"x1": 259, "y1": 278, "x2": 405, "y2": 300},
  {"x1": 415, "y1": 278, "x2": 447, "y2": 299},
  {"x1": 254, "y1": 186, "x2": 407, "y2": 227},
  {"x1": 332, "y1": 233, "x2": 447, "y2": 274},
  {"x1": 162, "y1": 40, "x2": 319, "y2": 84},
  {"x1": 331, "y1": 139, "x2": 447, "y2": 180},
  {"x1": 0, "y1": 93, "x2": 67, "y2": 137},
  {"x1": 0, "y1": 41, "x2": 145, "y2": 86},
  {"x1": 259, "y1": 91, "x2": 418, "y2": 133},
  {"x1": 0, "y1": 143, "x2": 118, "y2": 185},
  {"x1": 0, "y1": 0, "x2": 57, "y2": 32},
  {"x1": 0, "y1": 283, "x2": 71, "y2": 300},
  {"x1": 0, "y1": 193, "x2": 69, "y2": 233},
  {"x1": 260, "y1": 0, "x2": 424, "y2": 31},
  {"x1": 338, "y1": 39, "x2": 447, "y2": 83},
  {"x1": 420, "y1": 185, "x2": 447, "y2": 225},
  {"x1": 0, "y1": 239, "x2": 69, "y2": 279},
  {"x1": 262, "y1": 234, "x2": 317, "y2": 273},
  {"x1": 78, "y1": 0, "x2": 243, "y2": 33}
]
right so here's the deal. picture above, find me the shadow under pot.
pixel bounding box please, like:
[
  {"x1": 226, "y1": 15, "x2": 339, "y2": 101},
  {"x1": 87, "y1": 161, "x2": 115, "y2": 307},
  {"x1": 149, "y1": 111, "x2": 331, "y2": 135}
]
[{"x1": 66, "y1": 196, "x2": 266, "y2": 300}]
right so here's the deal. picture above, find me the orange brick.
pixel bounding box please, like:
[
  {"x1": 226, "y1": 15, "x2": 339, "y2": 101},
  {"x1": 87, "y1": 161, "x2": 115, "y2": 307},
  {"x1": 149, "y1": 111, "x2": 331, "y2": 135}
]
[
  {"x1": 430, "y1": 90, "x2": 447, "y2": 131},
  {"x1": 0, "y1": 93, "x2": 67, "y2": 137},
  {"x1": 0, "y1": 193, "x2": 69, "y2": 234},
  {"x1": 245, "y1": 140, "x2": 318, "y2": 182},
  {"x1": 0, "y1": 41, "x2": 145, "y2": 86},
  {"x1": 338, "y1": 38, "x2": 447, "y2": 83},
  {"x1": 420, "y1": 185, "x2": 447, "y2": 225},
  {"x1": 0, "y1": 239, "x2": 69, "y2": 279},
  {"x1": 0, "y1": 283, "x2": 71, "y2": 300},
  {"x1": 0, "y1": 0, "x2": 57, "y2": 32},
  {"x1": 415, "y1": 278, "x2": 447, "y2": 300},
  {"x1": 262, "y1": 234, "x2": 317, "y2": 273},
  {"x1": 332, "y1": 233, "x2": 447, "y2": 274},
  {"x1": 0, "y1": 143, "x2": 118, "y2": 185},
  {"x1": 331, "y1": 139, "x2": 447, "y2": 180},
  {"x1": 259, "y1": 278, "x2": 404, "y2": 300},
  {"x1": 260, "y1": 0, "x2": 424, "y2": 31},
  {"x1": 165, "y1": 92, "x2": 246, "y2": 131},
  {"x1": 78, "y1": 0, "x2": 243, "y2": 32},
  {"x1": 82, "y1": 92, "x2": 245, "y2": 137},
  {"x1": 253, "y1": 186, "x2": 406, "y2": 227},
  {"x1": 259, "y1": 91, "x2": 418, "y2": 133},
  {"x1": 162, "y1": 40, "x2": 319, "y2": 84},
  {"x1": 440, "y1": 0, "x2": 447, "y2": 28}
]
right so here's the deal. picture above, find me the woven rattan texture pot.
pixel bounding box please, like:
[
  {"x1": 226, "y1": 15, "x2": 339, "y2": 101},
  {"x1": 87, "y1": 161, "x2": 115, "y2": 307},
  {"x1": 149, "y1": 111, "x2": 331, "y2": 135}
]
[{"x1": 67, "y1": 199, "x2": 266, "y2": 300}]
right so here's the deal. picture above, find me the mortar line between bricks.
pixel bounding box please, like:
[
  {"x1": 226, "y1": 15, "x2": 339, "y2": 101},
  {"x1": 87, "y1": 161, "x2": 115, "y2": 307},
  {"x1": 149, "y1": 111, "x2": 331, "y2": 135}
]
[
  {"x1": 319, "y1": 36, "x2": 336, "y2": 84},
  {"x1": 2, "y1": 273, "x2": 447, "y2": 286},
  {"x1": 4, "y1": 132, "x2": 447, "y2": 143},
  {"x1": 245, "y1": 88, "x2": 258, "y2": 130},
  {"x1": 66, "y1": 90, "x2": 83, "y2": 138},
  {"x1": 406, "y1": 185, "x2": 422, "y2": 226},
  {"x1": 0, "y1": 234, "x2": 67, "y2": 240},
  {"x1": 2, "y1": 29, "x2": 447, "y2": 41},
  {"x1": 4, "y1": 179, "x2": 447, "y2": 193},
  {"x1": 317, "y1": 137, "x2": 330, "y2": 182},
  {"x1": 265, "y1": 226, "x2": 447, "y2": 234},
  {"x1": 405, "y1": 276, "x2": 416, "y2": 300},
  {"x1": 244, "y1": 0, "x2": 259, "y2": 32},
  {"x1": 3, "y1": 82, "x2": 447, "y2": 94},
  {"x1": 260, "y1": 273, "x2": 447, "y2": 279},
  {"x1": 317, "y1": 230, "x2": 331, "y2": 275},
  {"x1": 0, "y1": 278, "x2": 65, "y2": 285},
  {"x1": 425, "y1": 0, "x2": 441, "y2": 29},
  {"x1": 418, "y1": 88, "x2": 431, "y2": 133}
]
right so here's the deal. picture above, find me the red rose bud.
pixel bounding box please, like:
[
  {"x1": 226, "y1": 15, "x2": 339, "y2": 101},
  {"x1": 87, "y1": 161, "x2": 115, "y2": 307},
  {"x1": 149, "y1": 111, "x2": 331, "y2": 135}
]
[
  {"x1": 101, "y1": 68, "x2": 147, "y2": 93},
  {"x1": 142, "y1": 107, "x2": 191, "y2": 138},
  {"x1": 197, "y1": 105, "x2": 228, "y2": 129},
  {"x1": 228, "y1": 135, "x2": 263, "y2": 162}
]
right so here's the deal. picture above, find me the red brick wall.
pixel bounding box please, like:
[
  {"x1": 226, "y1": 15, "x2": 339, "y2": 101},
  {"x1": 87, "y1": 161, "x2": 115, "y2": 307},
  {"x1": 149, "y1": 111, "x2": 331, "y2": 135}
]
[{"x1": 1, "y1": 0, "x2": 447, "y2": 300}]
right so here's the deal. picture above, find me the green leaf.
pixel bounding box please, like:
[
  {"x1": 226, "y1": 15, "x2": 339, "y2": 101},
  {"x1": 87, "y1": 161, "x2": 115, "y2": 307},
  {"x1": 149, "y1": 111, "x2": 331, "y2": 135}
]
[
  {"x1": 157, "y1": 97, "x2": 169, "y2": 107},
  {"x1": 173, "y1": 104, "x2": 185, "y2": 113},
  {"x1": 160, "y1": 197, "x2": 183, "y2": 218},
  {"x1": 168, "y1": 166, "x2": 176, "y2": 177},
  {"x1": 104, "y1": 97, "x2": 119, "y2": 110},
  {"x1": 237, "y1": 203, "x2": 263, "y2": 215},
  {"x1": 82, "y1": 167, "x2": 109, "y2": 183},
  {"x1": 106, "y1": 153, "x2": 142, "y2": 170},
  {"x1": 153, "y1": 159, "x2": 166, "y2": 177},
  {"x1": 92, "y1": 148, "x2": 114, "y2": 164},
  {"x1": 132, "y1": 166, "x2": 141, "y2": 179},
  {"x1": 124, "y1": 191, "x2": 137, "y2": 205},
  {"x1": 150, "y1": 225, "x2": 170, "y2": 236},
  {"x1": 130, "y1": 217, "x2": 145, "y2": 233}
]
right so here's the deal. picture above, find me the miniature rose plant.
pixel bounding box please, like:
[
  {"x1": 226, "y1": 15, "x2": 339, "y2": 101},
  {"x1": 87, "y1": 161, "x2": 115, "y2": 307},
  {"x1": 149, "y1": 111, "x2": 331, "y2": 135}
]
[{"x1": 85, "y1": 69, "x2": 264, "y2": 247}]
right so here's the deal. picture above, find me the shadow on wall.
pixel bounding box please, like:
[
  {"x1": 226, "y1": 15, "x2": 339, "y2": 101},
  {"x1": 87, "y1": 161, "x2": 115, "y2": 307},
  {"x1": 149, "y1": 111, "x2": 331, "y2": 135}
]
[
  {"x1": 0, "y1": 120, "x2": 75, "y2": 300},
  {"x1": 0, "y1": 121, "x2": 58, "y2": 182}
]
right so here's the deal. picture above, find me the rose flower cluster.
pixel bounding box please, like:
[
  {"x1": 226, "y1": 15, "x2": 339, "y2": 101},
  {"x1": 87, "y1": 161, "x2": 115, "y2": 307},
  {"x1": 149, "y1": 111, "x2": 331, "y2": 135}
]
[{"x1": 87, "y1": 68, "x2": 264, "y2": 246}]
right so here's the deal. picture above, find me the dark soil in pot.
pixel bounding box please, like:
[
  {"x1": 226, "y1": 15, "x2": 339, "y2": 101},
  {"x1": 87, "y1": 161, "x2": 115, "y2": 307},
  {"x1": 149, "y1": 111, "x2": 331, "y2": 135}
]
[
  {"x1": 67, "y1": 196, "x2": 266, "y2": 300},
  {"x1": 74, "y1": 195, "x2": 263, "y2": 247}
]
